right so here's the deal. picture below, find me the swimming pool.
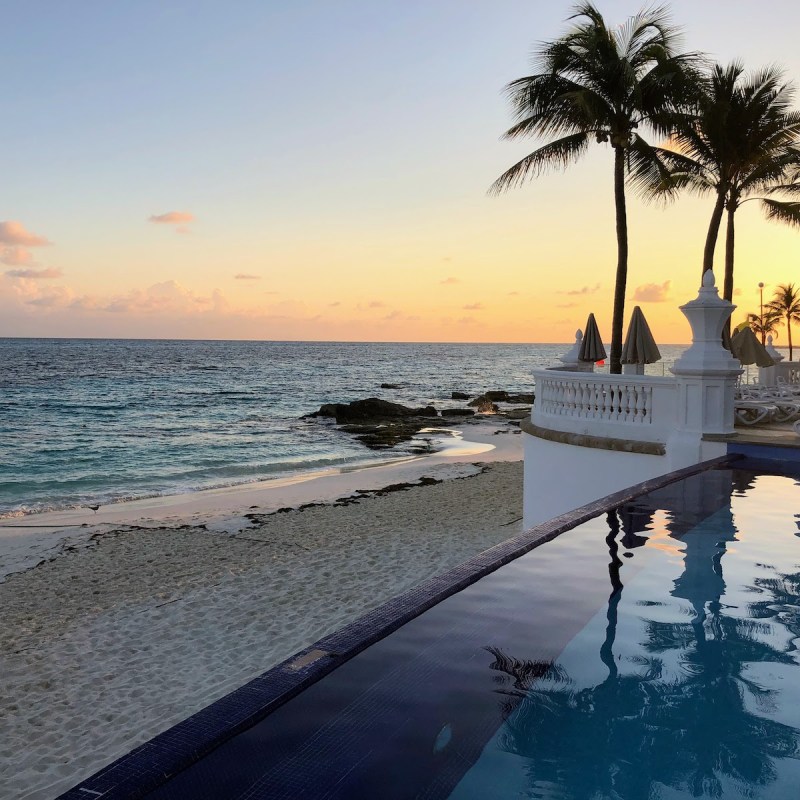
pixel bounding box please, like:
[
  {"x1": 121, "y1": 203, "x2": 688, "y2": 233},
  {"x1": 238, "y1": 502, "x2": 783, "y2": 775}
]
[{"x1": 65, "y1": 460, "x2": 800, "y2": 799}]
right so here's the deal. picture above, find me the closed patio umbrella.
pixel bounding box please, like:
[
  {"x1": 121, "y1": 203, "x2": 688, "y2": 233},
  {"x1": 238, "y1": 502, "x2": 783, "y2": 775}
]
[
  {"x1": 578, "y1": 313, "x2": 607, "y2": 363},
  {"x1": 730, "y1": 326, "x2": 774, "y2": 368},
  {"x1": 621, "y1": 306, "x2": 661, "y2": 366}
]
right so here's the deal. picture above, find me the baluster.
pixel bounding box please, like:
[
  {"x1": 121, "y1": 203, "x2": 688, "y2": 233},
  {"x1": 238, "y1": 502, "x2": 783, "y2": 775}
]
[
  {"x1": 621, "y1": 384, "x2": 631, "y2": 422},
  {"x1": 602, "y1": 382, "x2": 610, "y2": 420},
  {"x1": 580, "y1": 381, "x2": 590, "y2": 417},
  {"x1": 643, "y1": 385, "x2": 651, "y2": 422},
  {"x1": 635, "y1": 385, "x2": 645, "y2": 422}
]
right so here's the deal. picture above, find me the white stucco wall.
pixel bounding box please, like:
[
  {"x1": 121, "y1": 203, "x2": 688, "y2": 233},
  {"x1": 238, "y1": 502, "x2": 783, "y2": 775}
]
[
  {"x1": 522, "y1": 435, "x2": 669, "y2": 528},
  {"x1": 522, "y1": 433, "x2": 727, "y2": 529}
]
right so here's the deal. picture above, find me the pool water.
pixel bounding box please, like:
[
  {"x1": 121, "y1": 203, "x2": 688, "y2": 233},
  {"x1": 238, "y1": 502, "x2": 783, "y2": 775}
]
[{"x1": 144, "y1": 466, "x2": 800, "y2": 800}]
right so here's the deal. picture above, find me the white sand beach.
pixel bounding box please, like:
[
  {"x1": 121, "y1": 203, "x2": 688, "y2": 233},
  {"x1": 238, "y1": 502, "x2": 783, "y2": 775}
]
[{"x1": 0, "y1": 420, "x2": 522, "y2": 800}]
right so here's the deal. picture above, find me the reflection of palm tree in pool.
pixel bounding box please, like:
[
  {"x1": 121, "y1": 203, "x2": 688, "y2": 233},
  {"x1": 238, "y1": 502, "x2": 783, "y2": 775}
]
[
  {"x1": 600, "y1": 511, "x2": 623, "y2": 680},
  {"x1": 485, "y1": 509, "x2": 800, "y2": 798}
]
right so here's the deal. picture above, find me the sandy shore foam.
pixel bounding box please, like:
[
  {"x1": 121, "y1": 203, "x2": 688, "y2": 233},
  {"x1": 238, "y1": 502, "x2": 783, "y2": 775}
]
[{"x1": 0, "y1": 419, "x2": 522, "y2": 799}]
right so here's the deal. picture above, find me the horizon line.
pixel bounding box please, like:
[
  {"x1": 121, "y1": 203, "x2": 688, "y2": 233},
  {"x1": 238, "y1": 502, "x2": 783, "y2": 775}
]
[{"x1": 0, "y1": 335, "x2": 696, "y2": 347}]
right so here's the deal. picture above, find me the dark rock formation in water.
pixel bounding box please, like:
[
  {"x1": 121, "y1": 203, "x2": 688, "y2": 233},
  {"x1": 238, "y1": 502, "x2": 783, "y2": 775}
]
[
  {"x1": 451, "y1": 391, "x2": 470, "y2": 400},
  {"x1": 310, "y1": 397, "x2": 434, "y2": 423},
  {"x1": 307, "y1": 397, "x2": 441, "y2": 449},
  {"x1": 306, "y1": 390, "x2": 534, "y2": 450},
  {"x1": 483, "y1": 390, "x2": 536, "y2": 404},
  {"x1": 467, "y1": 395, "x2": 500, "y2": 413}
]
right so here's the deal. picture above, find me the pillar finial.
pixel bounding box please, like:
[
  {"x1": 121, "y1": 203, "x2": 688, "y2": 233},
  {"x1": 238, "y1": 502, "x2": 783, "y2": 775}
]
[{"x1": 672, "y1": 270, "x2": 739, "y2": 375}]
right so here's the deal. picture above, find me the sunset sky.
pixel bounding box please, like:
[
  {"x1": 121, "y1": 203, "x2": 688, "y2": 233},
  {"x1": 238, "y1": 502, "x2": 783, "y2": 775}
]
[{"x1": 3, "y1": 1, "x2": 799, "y2": 344}]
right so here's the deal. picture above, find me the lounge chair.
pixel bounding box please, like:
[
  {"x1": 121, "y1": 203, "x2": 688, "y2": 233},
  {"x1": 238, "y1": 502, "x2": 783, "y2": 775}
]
[{"x1": 734, "y1": 400, "x2": 777, "y2": 426}]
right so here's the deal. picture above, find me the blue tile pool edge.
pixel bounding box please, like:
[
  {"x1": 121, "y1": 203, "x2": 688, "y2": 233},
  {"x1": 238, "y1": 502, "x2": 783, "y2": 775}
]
[{"x1": 58, "y1": 454, "x2": 737, "y2": 800}]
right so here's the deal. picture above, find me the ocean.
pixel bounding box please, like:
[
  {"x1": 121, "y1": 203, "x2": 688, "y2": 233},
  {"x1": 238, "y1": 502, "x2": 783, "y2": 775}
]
[{"x1": 0, "y1": 338, "x2": 685, "y2": 518}]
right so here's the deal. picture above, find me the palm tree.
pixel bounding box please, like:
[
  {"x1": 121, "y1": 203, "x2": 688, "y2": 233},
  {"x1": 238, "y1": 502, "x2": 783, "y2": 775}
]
[
  {"x1": 490, "y1": 3, "x2": 700, "y2": 373},
  {"x1": 767, "y1": 282, "x2": 800, "y2": 360},
  {"x1": 659, "y1": 64, "x2": 800, "y2": 305},
  {"x1": 747, "y1": 309, "x2": 782, "y2": 345}
]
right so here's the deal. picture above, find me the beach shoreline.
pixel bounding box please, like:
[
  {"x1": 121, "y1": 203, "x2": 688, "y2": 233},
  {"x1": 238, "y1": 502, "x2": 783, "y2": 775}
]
[
  {"x1": 1, "y1": 419, "x2": 522, "y2": 800},
  {"x1": 0, "y1": 417, "x2": 519, "y2": 581}
]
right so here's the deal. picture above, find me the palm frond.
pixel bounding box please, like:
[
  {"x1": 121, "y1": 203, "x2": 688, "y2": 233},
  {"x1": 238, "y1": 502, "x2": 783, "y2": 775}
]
[
  {"x1": 766, "y1": 284, "x2": 800, "y2": 321},
  {"x1": 764, "y1": 166, "x2": 800, "y2": 196},
  {"x1": 761, "y1": 199, "x2": 800, "y2": 227},
  {"x1": 626, "y1": 134, "x2": 681, "y2": 201},
  {"x1": 502, "y1": 73, "x2": 612, "y2": 140},
  {"x1": 489, "y1": 133, "x2": 590, "y2": 195}
]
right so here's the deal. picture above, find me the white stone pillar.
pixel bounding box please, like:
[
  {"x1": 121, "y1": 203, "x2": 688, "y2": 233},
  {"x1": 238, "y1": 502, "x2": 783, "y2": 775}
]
[
  {"x1": 557, "y1": 329, "x2": 593, "y2": 372},
  {"x1": 668, "y1": 271, "x2": 742, "y2": 466}
]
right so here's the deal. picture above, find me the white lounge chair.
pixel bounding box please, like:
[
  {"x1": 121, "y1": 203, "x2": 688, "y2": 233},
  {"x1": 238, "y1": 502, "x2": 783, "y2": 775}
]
[{"x1": 734, "y1": 400, "x2": 778, "y2": 426}]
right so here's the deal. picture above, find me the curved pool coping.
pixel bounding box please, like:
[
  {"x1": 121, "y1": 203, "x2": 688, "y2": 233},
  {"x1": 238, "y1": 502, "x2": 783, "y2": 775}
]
[{"x1": 59, "y1": 454, "x2": 735, "y2": 800}]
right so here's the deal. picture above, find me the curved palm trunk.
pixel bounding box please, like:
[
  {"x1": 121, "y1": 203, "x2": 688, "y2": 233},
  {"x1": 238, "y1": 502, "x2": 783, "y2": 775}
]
[
  {"x1": 610, "y1": 146, "x2": 628, "y2": 375},
  {"x1": 702, "y1": 189, "x2": 726, "y2": 276},
  {"x1": 788, "y1": 314, "x2": 794, "y2": 361},
  {"x1": 723, "y1": 204, "x2": 736, "y2": 339}
]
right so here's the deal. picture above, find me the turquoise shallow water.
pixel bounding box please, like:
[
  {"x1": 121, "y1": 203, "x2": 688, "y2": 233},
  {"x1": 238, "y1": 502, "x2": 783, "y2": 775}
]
[{"x1": 0, "y1": 338, "x2": 684, "y2": 517}]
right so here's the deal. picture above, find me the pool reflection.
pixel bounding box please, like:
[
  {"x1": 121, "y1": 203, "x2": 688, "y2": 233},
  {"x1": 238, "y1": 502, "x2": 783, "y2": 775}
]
[{"x1": 456, "y1": 470, "x2": 800, "y2": 799}]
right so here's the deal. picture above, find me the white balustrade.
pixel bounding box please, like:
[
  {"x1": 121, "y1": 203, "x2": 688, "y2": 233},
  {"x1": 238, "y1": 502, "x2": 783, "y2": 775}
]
[{"x1": 532, "y1": 368, "x2": 676, "y2": 443}]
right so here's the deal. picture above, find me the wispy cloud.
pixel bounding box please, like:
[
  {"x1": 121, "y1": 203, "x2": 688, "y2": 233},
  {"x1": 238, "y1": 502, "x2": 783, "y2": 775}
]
[
  {"x1": 328, "y1": 301, "x2": 341, "y2": 307},
  {"x1": 234, "y1": 273, "x2": 260, "y2": 280},
  {"x1": 507, "y1": 290, "x2": 520, "y2": 296},
  {"x1": 25, "y1": 287, "x2": 73, "y2": 307},
  {"x1": 369, "y1": 300, "x2": 386, "y2": 308},
  {"x1": 1, "y1": 245, "x2": 36, "y2": 266},
  {"x1": 632, "y1": 280, "x2": 671, "y2": 303},
  {"x1": 6, "y1": 267, "x2": 63, "y2": 279},
  {"x1": 564, "y1": 283, "x2": 601, "y2": 296},
  {"x1": 463, "y1": 302, "x2": 484, "y2": 310},
  {"x1": 0, "y1": 221, "x2": 51, "y2": 247},
  {"x1": 440, "y1": 276, "x2": 459, "y2": 285},
  {"x1": 148, "y1": 211, "x2": 194, "y2": 225},
  {"x1": 101, "y1": 281, "x2": 227, "y2": 314},
  {"x1": 556, "y1": 301, "x2": 578, "y2": 308},
  {"x1": 383, "y1": 310, "x2": 404, "y2": 321},
  {"x1": 149, "y1": 211, "x2": 193, "y2": 234}
]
